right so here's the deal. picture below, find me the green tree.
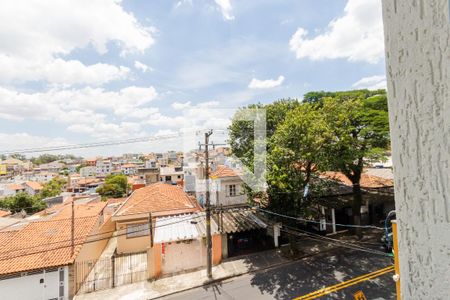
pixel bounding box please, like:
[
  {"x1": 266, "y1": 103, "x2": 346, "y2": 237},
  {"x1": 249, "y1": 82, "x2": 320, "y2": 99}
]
[
  {"x1": 96, "y1": 174, "x2": 129, "y2": 199},
  {"x1": 40, "y1": 177, "x2": 67, "y2": 199},
  {"x1": 228, "y1": 99, "x2": 301, "y2": 202},
  {"x1": 268, "y1": 103, "x2": 332, "y2": 214},
  {"x1": 319, "y1": 90, "x2": 390, "y2": 237},
  {"x1": 0, "y1": 192, "x2": 46, "y2": 214}
]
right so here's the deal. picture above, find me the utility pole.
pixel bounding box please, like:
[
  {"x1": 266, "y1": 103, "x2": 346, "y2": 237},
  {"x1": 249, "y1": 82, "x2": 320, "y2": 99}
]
[
  {"x1": 204, "y1": 129, "x2": 213, "y2": 280},
  {"x1": 198, "y1": 129, "x2": 225, "y2": 279},
  {"x1": 71, "y1": 200, "x2": 75, "y2": 257}
]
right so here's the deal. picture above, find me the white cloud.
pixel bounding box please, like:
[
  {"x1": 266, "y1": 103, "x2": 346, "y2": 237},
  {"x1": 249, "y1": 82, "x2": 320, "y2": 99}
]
[
  {"x1": 289, "y1": 0, "x2": 384, "y2": 64},
  {"x1": 215, "y1": 0, "x2": 234, "y2": 20},
  {"x1": 0, "y1": 133, "x2": 69, "y2": 153},
  {"x1": 352, "y1": 75, "x2": 386, "y2": 90},
  {"x1": 0, "y1": 0, "x2": 155, "y2": 85},
  {"x1": 0, "y1": 85, "x2": 158, "y2": 139},
  {"x1": 0, "y1": 56, "x2": 130, "y2": 86},
  {"x1": 248, "y1": 75, "x2": 285, "y2": 89},
  {"x1": 172, "y1": 101, "x2": 192, "y2": 110},
  {"x1": 134, "y1": 61, "x2": 153, "y2": 73}
]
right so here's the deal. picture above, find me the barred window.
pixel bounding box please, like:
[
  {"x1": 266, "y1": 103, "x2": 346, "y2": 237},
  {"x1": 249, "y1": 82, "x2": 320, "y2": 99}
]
[
  {"x1": 126, "y1": 223, "x2": 150, "y2": 238},
  {"x1": 227, "y1": 184, "x2": 237, "y2": 197}
]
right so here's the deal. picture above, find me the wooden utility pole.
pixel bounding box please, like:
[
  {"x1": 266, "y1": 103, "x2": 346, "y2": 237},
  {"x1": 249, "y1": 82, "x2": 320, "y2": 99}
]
[
  {"x1": 204, "y1": 129, "x2": 213, "y2": 279},
  {"x1": 71, "y1": 200, "x2": 75, "y2": 257}
]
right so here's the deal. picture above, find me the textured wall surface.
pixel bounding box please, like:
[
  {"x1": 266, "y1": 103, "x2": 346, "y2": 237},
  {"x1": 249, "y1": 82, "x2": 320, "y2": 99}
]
[{"x1": 381, "y1": 0, "x2": 450, "y2": 298}]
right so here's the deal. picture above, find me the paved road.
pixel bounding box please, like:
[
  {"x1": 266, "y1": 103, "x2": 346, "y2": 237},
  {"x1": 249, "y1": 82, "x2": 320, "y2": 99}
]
[{"x1": 159, "y1": 248, "x2": 396, "y2": 300}]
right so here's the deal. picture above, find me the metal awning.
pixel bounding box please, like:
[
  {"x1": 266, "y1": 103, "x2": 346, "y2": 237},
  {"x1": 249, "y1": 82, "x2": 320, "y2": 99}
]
[
  {"x1": 154, "y1": 212, "x2": 219, "y2": 243},
  {"x1": 214, "y1": 209, "x2": 267, "y2": 234}
]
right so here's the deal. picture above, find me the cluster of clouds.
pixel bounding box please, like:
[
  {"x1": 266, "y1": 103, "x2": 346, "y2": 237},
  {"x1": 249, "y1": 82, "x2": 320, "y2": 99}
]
[
  {"x1": 289, "y1": 0, "x2": 384, "y2": 64},
  {"x1": 0, "y1": 0, "x2": 387, "y2": 153}
]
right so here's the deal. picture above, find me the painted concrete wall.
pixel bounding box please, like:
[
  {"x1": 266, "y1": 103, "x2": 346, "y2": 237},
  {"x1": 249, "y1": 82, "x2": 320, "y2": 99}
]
[
  {"x1": 0, "y1": 267, "x2": 69, "y2": 300},
  {"x1": 381, "y1": 0, "x2": 450, "y2": 298},
  {"x1": 116, "y1": 221, "x2": 151, "y2": 254}
]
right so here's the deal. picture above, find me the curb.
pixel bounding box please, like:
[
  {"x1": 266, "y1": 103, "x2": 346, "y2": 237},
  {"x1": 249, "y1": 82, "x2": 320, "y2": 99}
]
[{"x1": 148, "y1": 246, "x2": 340, "y2": 300}]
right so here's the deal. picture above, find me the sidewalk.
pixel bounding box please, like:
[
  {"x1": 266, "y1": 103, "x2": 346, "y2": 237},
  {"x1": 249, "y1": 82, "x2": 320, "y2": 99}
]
[{"x1": 74, "y1": 238, "x2": 337, "y2": 300}]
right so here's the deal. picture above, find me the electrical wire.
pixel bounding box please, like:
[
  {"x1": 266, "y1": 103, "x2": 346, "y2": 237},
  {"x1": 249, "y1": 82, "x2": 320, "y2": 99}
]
[
  {"x1": 0, "y1": 212, "x2": 207, "y2": 261},
  {"x1": 258, "y1": 207, "x2": 385, "y2": 230},
  {"x1": 277, "y1": 225, "x2": 389, "y2": 257},
  {"x1": 278, "y1": 222, "x2": 388, "y2": 256},
  {"x1": 0, "y1": 128, "x2": 229, "y2": 155}
]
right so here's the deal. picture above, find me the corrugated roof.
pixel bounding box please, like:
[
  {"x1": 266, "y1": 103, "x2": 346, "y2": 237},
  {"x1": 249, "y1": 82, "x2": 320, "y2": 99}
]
[
  {"x1": 213, "y1": 209, "x2": 267, "y2": 234},
  {"x1": 154, "y1": 212, "x2": 218, "y2": 243}
]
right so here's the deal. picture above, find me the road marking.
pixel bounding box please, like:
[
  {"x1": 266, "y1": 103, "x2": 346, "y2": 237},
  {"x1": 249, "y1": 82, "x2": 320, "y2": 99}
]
[{"x1": 294, "y1": 265, "x2": 395, "y2": 300}]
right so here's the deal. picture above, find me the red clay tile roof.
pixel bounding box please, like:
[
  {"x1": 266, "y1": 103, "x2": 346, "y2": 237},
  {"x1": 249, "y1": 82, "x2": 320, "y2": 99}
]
[
  {"x1": 6, "y1": 183, "x2": 25, "y2": 191},
  {"x1": 0, "y1": 216, "x2": 100, "y2": 275},
  {"x1": 210, "y1": 165, "x2": 240, "y2": 178},
  {"x1": 34, "y1": 201, "x2": 106, "y2": 220},
  {"x1": 0, "y1": 210, "x2": 11, "y2": 217},
  {"x1": 114, "y1": 182, "x2": 200, "y2": 217},
  {"x1": 321, "y1": 171, "x2": 394, "y2": 188},
  {"x1": 24, "y1": 181, "x2": 43, "y2": 191}
]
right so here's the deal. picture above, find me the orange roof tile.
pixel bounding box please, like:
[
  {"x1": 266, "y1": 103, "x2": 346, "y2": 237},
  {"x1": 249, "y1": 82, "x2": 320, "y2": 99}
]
[
  {"x1": 0, "y1": 210, "x2": 11, "y2": 217},
  {"x1": 121, "y1": 163, "x2": 137, "y2": 168},
  {"x1": 321, "y1": 171, "x2": 393, "y2": 188},
  {"x1": 0, "y1": 216, "x2": 99, "y2": 275},
  {"x1": 114, "y1": 182, "x2": 200, "y2": 217},
  {"x1": 6, "y1": 183, "x2": 25, "y2": 191},
  {"x1": 24, "y1": 181, "x2": 43, "y2": 191},
  {"x1": 210, "y1": 165, "x2": 240, "y2": 178}
]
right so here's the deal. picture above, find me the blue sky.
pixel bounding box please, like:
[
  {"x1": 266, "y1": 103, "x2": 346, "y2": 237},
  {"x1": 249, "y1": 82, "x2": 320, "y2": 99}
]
[{"x1": 0, "y1": 0, "x2": 387, "y2": 156}]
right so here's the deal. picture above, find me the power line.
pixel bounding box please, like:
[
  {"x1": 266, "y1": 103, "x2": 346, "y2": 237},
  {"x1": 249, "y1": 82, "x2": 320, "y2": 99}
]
[
  {"x1": 0, "y1": 213, "x2": 206, "y2": 261},
  {"x1": 257, "y1": 207, "x2": 384, "y2": 230},
  {"x1": 275, "y1": 223, "x2": 389, "y2": 257},
  {"x1": 0, "y1": 128, "x2": 229, "y2": 155}
]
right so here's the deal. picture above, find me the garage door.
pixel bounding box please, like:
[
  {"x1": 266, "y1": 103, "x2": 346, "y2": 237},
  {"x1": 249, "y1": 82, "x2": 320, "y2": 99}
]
[{"x1": 162, "y1": 240, "x2": 206, "y2": 275}]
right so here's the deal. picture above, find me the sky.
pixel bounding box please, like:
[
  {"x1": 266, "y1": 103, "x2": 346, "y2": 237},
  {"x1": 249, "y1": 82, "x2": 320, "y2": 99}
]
[{"x1": 0, "y1": 0, "x2": 387, "y2": 157}]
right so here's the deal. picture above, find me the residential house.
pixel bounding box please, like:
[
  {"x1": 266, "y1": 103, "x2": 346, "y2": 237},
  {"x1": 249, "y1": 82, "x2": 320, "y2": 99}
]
[
  {"x1": 23, "y1": 181, "x2": 44, "y2": 196},
  {"x1": 84, "y1": 158, "x2": 97, "y2": 167},
  {"x1": 39, "y1": 161, "x2": 65, "y2": 173},
  {"x1": 111, "y1": 183, "x2": 222, "y2": 278},
  {"x1": 79, "y1": 166, "x2": 96, "y2": 178},
  {"x1": 3, "y1": 183, "x2": 26, "y2": 197},
  {"x1": 35, "y1": 172, "x2": 57, "y2": 183},
  {"x1": 0, "y1": 164, "x2": 6, "y2": 176},
  {"x1": 121, "y1": 163, "x2": 137, "y2": 175},
  {"x1": 159, "y1": 166, "x2": 183, "y2": 185},
  {"x1": 0, "y1": 201, "x2": 112, "y2": 300},
  {"x1": 316, "y1": 170, "x2": 395, "y2": 233},
  {"x1": 136, "y1": 167, "x2": 159, "y2": 185},
  {"x1": 95, "y1": 160, "x2": 112, "y2": 177},
  {"x1": 144, "y1": 159, "x2": 157, "y2": 168},
  {"x1": 209, "y1": 165, "x2": 246, "y2": 207}
]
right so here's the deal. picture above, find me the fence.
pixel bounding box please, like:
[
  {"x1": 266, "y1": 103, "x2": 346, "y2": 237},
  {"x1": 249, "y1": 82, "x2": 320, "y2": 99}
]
[{"x1": 75, "y1": 251, "x2": 148, "y2": 294}]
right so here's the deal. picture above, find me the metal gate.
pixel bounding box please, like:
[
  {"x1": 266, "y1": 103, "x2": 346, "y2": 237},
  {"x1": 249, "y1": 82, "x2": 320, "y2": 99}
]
[{"x1": 76, "y1": 252, "x2": 147, "y2": 294}]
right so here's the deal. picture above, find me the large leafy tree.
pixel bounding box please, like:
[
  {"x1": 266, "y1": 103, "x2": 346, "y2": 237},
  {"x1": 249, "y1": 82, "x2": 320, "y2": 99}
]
[
  {"x1": 40, "y1": 177, "x2": 67, "y2": 199},
  {"x1": 320, "y1": 90, "x2": 390, "y2": 236},
  {"x1": 228, "y1": 99, "x2": 301, "y2": 201},
  {"x1": 0, "y1": 192, "x2": 46, "y2": 214},
  {"x1": 96, "y1": 174, "x2": 130, "y2": 199},
  {"x1": 268, "y1": 103, "x2": 332, "y2": 214}
]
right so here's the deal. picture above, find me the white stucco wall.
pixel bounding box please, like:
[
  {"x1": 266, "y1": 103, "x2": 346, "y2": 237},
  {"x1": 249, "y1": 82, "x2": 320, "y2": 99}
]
[
  {"x1": 0, "y1": 267, "x2": 69, "y2": 300},
  {"x1": 381, "y1": 0, "x2": 450, "y2": 298}
]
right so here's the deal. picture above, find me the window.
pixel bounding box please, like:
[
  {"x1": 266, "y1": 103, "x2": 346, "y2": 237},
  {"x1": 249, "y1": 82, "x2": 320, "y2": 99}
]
[
  {"x1": 227, "y1": 184, "x2": 237, "y2": 197},
  {"x1": 126, "y1": 223, "x2": 150, "y2": 238}
]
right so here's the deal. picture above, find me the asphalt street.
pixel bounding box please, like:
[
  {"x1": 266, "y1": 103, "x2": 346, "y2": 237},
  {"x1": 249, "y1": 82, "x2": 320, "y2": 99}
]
[{"x1": 159, "y1": 247, "x2": 396, "y2": 300}]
